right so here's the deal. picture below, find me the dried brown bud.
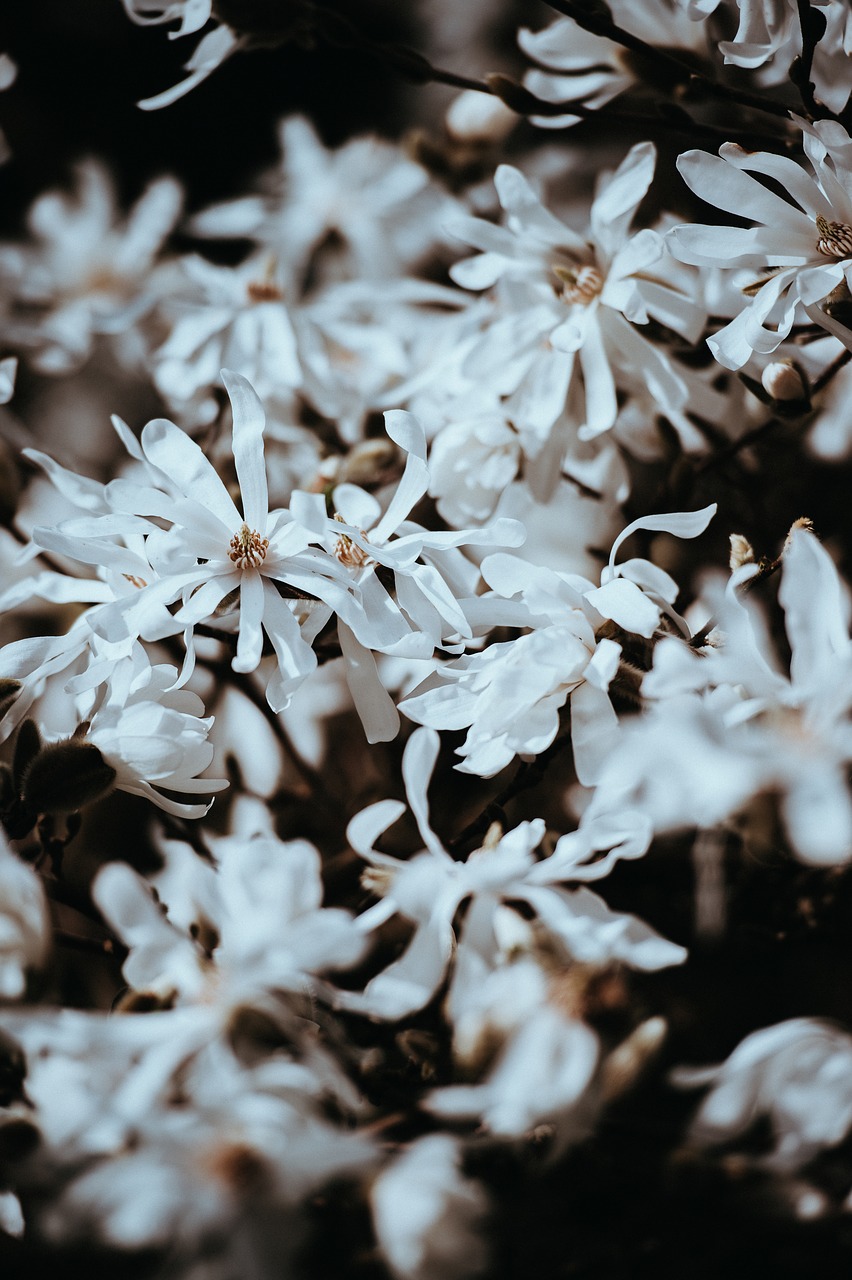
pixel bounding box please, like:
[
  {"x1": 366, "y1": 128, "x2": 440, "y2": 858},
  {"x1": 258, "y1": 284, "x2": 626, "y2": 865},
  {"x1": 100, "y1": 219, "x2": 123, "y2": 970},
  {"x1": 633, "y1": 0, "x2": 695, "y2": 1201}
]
[{"x1": 729, "y1": 533, "x2": 755, "y2": 571}]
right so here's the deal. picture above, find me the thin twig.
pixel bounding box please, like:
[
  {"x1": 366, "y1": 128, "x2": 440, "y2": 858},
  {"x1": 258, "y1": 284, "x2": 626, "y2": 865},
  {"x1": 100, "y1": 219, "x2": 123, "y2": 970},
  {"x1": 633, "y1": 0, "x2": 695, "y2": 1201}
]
[
  {"x1": 695, "y1": 347, "x2": 852, "y2": 474},
  {"x1": 54, "y1": 929, "x2": 125, "y2": 959},
  {"x1": 447, "y1": 732, "x2": 572, "y2": 855}
]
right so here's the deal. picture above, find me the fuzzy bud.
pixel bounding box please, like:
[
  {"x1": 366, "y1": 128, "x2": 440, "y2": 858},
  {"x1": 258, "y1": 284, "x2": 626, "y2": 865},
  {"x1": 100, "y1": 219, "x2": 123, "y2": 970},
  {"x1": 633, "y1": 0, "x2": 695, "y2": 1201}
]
[
  {"x1": 729, "y1": 533, "x2": 755, "y2": 571},
  {"x1": 445, "y1": 91, "x2": 516, "y2": 143},
  {"x1": 761, "y1": 361, "x2": 808, "y2": 403},
  {"x1": 22, "y1": 740, "x2": 116, "y2": 814},
  {"x1": 783, "y1": 517, "x2": 815, "y2": 554}
]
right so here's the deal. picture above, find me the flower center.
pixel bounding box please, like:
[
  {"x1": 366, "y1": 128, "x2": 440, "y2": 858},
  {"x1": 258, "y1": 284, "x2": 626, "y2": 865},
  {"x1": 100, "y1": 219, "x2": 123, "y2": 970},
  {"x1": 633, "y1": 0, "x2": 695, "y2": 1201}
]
[
  {"x1": 333, "y1": 513, "x2": 370, "y2": 569},
  {"x1": 228, "y1": 523, "x2": 269, "y2": 569},
  {"x1": 246, "y1": 280, "x2": 284, "y2": 303},
  {"x1": 815, "y1": 214, "x2": 852, "y2": 259},
  {"x1": 554, "y1": 264, "x2": 604, "y2": 305}
]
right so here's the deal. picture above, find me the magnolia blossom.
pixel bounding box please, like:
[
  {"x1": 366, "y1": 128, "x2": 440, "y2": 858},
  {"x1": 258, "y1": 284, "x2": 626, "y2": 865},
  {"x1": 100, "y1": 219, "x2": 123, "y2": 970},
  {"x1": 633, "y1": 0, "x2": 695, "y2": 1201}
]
[
  {"x1": 403, "y1": 506, "x2": 716, "y2": 778},
  {"x1": 84, "y1": 653, "x2": 227, "y2": 818},
  {"x1": 93, "y1": 825, "x2": 366, "y2": 1010},
  {"x1": 519, "y1": 3, "x2": 706, "y2": 128},
  {"x1": 0, "y1": 160, "x2": 181, "y2": 373},
  {"x1": 449, "y1": 147, "x2": 704, "y2": 464},
  {"x1": 681, "y1": 0, "x2": 852, "y2": 112},
  {"x1": 153, "y1": 253, "x2": 302, "y2": 418},
  {"x1": 427, "y1": 408, "x2": 522, "y2": 526},
  {"x1": 191, "y1": 116, "x2": 462, "y2": 287},
  {"x1": 341, "y1": 729, "x2": 681, "y2": 1023},
  {"x1": 633, "y1": 527, "x2": 852, "y2": 863},
  {"x1": 669, "y1": 118, "x2": 852, "y2": 368},
  {"x1": 123, "y1": 1, "x2": 243, "y2": 111},
  {"x1": 32, "y1": 372, "x2": 344, "y2": 710},
  {"x1": 3, "y1": 1009, "x2": 374, "y2": 1260},
  {"x1": 673, "y1": 1018, "x2": 852, "y2": 1172},
  {"x1": 371, "y1": 1136, "x2": 488, "y2": 1280},
  {"x1": 290, "y1": 409, "x2": 524, "y2": 742},
  {"x1": 426, "y1": 1008, "x2": 601, "y2": 1148}
]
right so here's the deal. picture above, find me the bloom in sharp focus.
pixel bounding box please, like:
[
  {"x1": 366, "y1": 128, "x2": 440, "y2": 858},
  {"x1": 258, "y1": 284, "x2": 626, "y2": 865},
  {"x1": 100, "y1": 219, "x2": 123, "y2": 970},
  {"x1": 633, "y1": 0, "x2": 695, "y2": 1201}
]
[{"x1": 669, "y1": 117, "x2": 852, "y2": 367}]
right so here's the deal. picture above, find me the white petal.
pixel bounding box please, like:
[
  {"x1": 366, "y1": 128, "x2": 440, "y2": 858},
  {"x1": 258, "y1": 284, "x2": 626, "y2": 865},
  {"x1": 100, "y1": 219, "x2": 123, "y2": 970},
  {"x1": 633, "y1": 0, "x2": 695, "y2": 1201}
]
[{"x1": 222, "y1": 369, "x2": 268, "y2": 532}]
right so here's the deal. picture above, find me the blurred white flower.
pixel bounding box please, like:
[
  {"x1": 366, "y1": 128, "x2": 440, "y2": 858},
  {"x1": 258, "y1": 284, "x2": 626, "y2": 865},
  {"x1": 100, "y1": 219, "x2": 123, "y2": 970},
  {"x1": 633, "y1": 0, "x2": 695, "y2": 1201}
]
[
  {"x1": 519, "y1": 2, "x2": 705, "y2": 128},
  {"x1": 403, "y1": 505, "x2": 716, "y2": 779},
  {"x1": 635, "y1": 527, "x2": 852, "y2": 863},
  {"x1": 93, "y1": 827, "x2": 365, "y2": 1009},
  {"x1": 680, "y1": 0, "x2": 852, "y2": 112},
  {"x1": 0, "y1": 160, "x2": 181, "y2": 373},
  {"x1": 426, "y1": 1007, "x2": 600, "y2": 1148},
  {"x1": 371, "y1": 1135, "x2": 488, "y2": 1280},
  {"x1": 191, "y1": 117, "x2": 462, "y2": 287},
  {"x1": 673, "y1": 1017, "x2": 852, "y2": 1171}
]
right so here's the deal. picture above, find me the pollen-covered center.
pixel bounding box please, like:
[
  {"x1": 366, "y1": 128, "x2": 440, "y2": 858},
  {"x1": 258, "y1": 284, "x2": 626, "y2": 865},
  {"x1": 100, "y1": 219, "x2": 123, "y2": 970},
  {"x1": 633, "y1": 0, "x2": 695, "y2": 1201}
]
[
  {"x1": 554, "y1": 263, "x2": 604, "y2": 305},
  {"x1": 815, "y1": 214, "x2": 852, "y2": 258},
  {"x1": 228, "y1": 523, "x2": 269, "y2": 569},
  {"x1": 333, "y1": 513, "x2": 370, "y2": 569}
]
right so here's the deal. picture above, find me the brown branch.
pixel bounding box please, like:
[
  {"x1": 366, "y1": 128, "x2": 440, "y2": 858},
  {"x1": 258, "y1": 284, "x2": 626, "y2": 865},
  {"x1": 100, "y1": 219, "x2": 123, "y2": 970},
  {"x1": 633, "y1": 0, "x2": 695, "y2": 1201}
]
[{"x1": 447, "y1": 731, "x2": 572, "y2": 855}]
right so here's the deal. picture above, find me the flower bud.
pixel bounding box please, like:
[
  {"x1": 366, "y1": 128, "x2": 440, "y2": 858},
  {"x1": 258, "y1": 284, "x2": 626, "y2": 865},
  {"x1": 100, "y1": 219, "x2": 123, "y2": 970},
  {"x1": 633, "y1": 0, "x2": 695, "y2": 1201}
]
[
  {"x1": 729, "y1": 533, "x2": 755, "y2": 571},
  {"x1": 22, "y1": 740, "x2": 116, "y2": 814},
  {"x1": 760, "y1": 360, "x2": 807, "y2": 403},
  {"x1": 445, "y1": 91, "x2": 516, "y2": 143}
]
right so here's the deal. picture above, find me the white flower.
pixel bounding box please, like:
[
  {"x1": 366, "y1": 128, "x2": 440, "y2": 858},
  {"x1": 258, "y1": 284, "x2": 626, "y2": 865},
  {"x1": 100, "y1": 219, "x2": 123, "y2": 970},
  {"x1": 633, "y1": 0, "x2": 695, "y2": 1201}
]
[
  {"x1": 34, "y1": 372, "x2": 341, "y2": 711},
  {"x1": 637, "y1": 527, "x2": 852, "y2": 863},
  {"x1": 371, "y1": 1135, "x2": 488, "y2": 1280},
  {"x1": 93, "y1": 827, "x2": 365, "y2": 1009},
  {"x1": 153, "y1": 253, "x2": 302, "y2": 418},
  {"x1": 519, "y1": 3, "x2": 705, "y2": 128},
  {"x1": 426, "y1": 1007, "x2": 600, "y2": 1146},
  {"x1": 85, "y1": 652, "x2": 227, "y2": 818},
  {"x1": 669, "y1": 118, "x2": 852, "y2": 368},
  {"x1": 427, "y1": 409, "x2": 521, "y2": 526},
  {"x1": 6, "y1": 1015, "x2": 374, "y2": 1259},
  {"x1": 0, "y1": 160, "x2": 181, "y2": 373},
  {"x1": 403, "y1": 505, "x2": 716, "y2": 779},
  {"x1": 289, "y1": 408, "x2": 524, "y2": 742},
  {"x1": 681, "y1": 0, "x2": 852, "y2": 112},
  {"x1": 673, "y1": 1018, "x2": 852, "y2": 1171},
  {"x1": 0, "y1": 832, "x2": 49, "y2": 999},
  {"x1": 449, "y1": 148, "x2": 704, "y2": 453},
  {"x1": 341, "y1": 729, "x2": 681, "y2": 1022},
  {"x1": 190, "y1": 117, "x2": 461, "y2": 287},
  {"x1": 123, "y1": 4, "x2": 243, "y2": 111}
]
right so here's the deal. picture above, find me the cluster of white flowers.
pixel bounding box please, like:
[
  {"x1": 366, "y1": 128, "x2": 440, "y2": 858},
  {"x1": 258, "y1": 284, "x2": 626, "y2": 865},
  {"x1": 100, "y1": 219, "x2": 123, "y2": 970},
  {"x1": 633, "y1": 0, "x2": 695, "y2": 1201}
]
[{"x1": 3, "y1": 0, "x2": 852, "y2": 1274}]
